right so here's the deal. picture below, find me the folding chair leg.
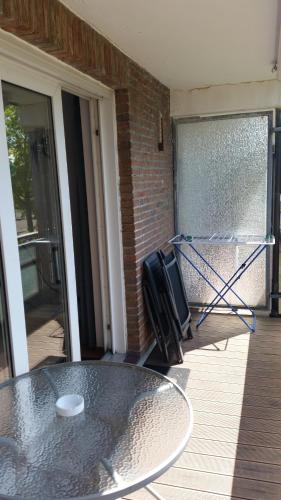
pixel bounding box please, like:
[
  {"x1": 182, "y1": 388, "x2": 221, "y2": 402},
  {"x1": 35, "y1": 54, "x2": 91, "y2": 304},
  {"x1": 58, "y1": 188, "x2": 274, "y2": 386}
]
[
  {"x1": 187, "y1": 325, "x2": 193, "y2": 339},
  {"x1": 171, "y1": 323, "x2": 184, "y2": 364}
]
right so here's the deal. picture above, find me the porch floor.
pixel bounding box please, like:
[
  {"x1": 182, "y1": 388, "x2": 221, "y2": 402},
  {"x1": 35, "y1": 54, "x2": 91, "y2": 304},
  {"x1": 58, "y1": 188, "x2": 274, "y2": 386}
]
[{"x1": 124, "y1": 312, "x2": 281, "y2": 500}]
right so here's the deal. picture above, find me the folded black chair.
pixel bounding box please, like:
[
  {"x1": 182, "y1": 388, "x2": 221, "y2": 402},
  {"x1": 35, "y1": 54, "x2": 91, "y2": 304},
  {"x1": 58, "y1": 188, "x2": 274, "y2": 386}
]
[
  {"x1": 143, "y1": 252, "x2": 183, "y2": 364},
  {"x1": 159, "y1": 250, "x2": 193, "y2": 340}
]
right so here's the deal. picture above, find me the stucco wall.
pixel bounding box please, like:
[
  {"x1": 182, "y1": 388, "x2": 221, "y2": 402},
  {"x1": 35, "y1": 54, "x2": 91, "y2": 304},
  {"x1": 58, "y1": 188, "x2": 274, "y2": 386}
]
[{"x1": 171, "y1": 80, "x2": 281, "y2": 117}]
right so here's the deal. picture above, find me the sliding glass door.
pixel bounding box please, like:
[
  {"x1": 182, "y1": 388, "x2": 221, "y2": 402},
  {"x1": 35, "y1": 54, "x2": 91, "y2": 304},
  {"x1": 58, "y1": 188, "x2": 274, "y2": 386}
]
[
  {"x1": 2, "y1": 82, "x2": 70, "y2": 370},
  {"x1": 0, "y1": 71, "x2": 81, "y2": 376}
]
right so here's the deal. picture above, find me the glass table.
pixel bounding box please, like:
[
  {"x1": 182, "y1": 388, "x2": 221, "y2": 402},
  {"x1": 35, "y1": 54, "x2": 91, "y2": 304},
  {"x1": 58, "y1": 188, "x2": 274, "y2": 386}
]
[{"x1": 0, "y1": 361, "x2": 193, "y2": 499}]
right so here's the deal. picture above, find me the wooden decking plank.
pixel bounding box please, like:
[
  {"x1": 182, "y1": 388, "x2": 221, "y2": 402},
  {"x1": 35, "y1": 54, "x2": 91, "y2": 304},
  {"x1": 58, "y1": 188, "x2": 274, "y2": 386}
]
[
  {"x1": 195, "y1": 324, "x2": 281, "y2": 336},
  {"x1": 191, "y1": 424, "x2": 281, "y2": 448},
  {"x1": 187, "y1": 324, "x2": 281, "y2": 337},
  {"x1": 123, "y1": 484, "x2": 233, "y2": 499},
  {"x1": 184, "y1": 352, "x2": 281, "y2": 369},
  {"x1": 197, "y1": 336, "x2": 281, "y2": 347},
  {"x1": 155, "y1": 467, "x2": 281, "y2": 499},
  {"x1": 183, "y1": 349, "x2": 277, "y2": 367},
  {"x1": 184, "y1": 350, "x2": 281, "y2": 364},
  {"x1": 192, "y1": 399, "x2": 281, "y2": 420},
  {"x1": 194, "y1": 410, "x2": 281, "y2": 433},
  {"x1": 176, "y1": 451, "x2": 281, "y2": 483},
  {"x1": 190, "y1": 327, "x2": 281, "y2": 338},
  {"x1": 187, "y1": 388, "x2": 281, "y2": 409},
  {"x1": 186, "y1": 370, "x2": 281, "y2": 387},
  {"x1": 191, "y1": 314, "x2": 281, "y2": 328},
  {"x1": 188, "y1": 438, "x2": 281, "y2": 466},
  {"x1": 194, "y1": 339, "x2": 281, "y2": 351},
  {"x1": 183, "y1": 360, "x2": 281, "y2": 380},
  {"x1": 183, "y1": 340, "x2": 281, "y2": 356},
  {"x1": 185, "y1": 378, "x2": 281, "y2": 398},
  {"x1": 192, "y1": 331, "x2": 281, "y2": 343}
]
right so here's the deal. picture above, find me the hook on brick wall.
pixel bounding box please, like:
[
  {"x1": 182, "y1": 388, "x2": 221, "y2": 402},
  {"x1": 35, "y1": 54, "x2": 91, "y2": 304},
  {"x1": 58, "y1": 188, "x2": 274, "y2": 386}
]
[{"x1": 158, "y1": 111, "x2": 164, "y2": 151}]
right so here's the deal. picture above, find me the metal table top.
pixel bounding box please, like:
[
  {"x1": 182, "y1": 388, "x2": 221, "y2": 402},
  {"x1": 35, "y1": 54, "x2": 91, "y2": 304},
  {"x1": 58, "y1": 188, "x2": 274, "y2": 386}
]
[{"x1": 0, "y1": 361, "x2": 192, "y2": 500}]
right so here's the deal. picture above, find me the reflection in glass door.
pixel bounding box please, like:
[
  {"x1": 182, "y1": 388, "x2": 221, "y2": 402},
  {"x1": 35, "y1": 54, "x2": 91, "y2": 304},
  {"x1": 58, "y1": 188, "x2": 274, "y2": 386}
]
[
  {"x1": 2, "y1": 82, "x2": 70, "y2": 370},
  {"x1": 0, "y1": 251, "x2": 12, "y2": 382}
]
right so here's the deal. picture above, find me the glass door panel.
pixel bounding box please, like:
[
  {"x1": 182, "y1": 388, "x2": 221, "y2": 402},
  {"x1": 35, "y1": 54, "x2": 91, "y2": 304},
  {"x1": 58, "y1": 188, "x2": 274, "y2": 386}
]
[
  {"x1": 2, "y1": 82, "x2": 70, "y2": 369},
  {"x1": 176, "y1": 114, "x2": 271, "y2": 308},
  {"x1": 0, "y1": 251, "x2": 12, "y2": 382}
]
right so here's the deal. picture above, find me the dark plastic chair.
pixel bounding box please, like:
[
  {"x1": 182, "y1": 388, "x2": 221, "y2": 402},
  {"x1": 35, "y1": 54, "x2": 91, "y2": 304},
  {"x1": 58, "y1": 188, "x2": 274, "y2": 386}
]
[
  {"x1": 143, "y1": 252, "x2": 183, "y2": 364},
  {"x1": 159, "y1": 250, "x2": 193, "y2": 340}
]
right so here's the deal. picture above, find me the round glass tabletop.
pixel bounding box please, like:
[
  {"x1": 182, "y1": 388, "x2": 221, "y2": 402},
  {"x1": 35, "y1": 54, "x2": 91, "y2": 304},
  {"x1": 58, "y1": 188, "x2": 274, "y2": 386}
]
[{"x1": 0, "y1": 361, "x2": 193, "y2": 499}]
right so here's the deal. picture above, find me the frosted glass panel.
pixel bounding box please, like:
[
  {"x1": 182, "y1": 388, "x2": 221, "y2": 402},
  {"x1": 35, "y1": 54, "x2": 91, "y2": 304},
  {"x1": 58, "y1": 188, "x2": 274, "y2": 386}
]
[{"x1": 176, "y1": 115, "x2": 269, "y2": 307}]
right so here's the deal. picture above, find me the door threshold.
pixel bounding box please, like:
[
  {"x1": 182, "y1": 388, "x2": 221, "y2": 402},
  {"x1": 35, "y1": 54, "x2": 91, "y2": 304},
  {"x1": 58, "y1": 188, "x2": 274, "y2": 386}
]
[
  {"x1": 81, "y1": 347, "x2": 105, "y2": 361},
  {"x1": 101, "y1": 352, "x2": 126, "y2": 363}
]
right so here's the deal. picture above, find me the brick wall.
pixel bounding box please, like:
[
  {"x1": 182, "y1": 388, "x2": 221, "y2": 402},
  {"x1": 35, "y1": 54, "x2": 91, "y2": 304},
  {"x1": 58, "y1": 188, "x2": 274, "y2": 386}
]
[{"x1": 0, "y1": 0, "x2": 174, "y2": 356}]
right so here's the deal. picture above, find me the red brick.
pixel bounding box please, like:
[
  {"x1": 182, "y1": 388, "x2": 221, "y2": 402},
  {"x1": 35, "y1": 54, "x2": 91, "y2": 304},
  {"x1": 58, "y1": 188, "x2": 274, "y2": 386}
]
[{"x1": 0, "y1": 0, "x2": 174, "y2": 356}]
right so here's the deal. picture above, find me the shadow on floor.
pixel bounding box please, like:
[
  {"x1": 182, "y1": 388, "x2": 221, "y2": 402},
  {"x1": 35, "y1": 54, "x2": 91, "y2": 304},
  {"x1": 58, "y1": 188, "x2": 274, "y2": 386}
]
[
  {"x1": 230, "y1": 316, "x2": 281, "y2": 499},
  {"x1": 144, "y1": 344, "x2": 190, "y2": 390}
]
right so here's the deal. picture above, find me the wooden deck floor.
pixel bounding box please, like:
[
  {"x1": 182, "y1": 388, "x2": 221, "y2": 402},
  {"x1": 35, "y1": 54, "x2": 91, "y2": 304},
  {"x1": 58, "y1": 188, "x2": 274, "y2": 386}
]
[{"x1": 124, "y1": 313, "x2": 281, "y2": 500}]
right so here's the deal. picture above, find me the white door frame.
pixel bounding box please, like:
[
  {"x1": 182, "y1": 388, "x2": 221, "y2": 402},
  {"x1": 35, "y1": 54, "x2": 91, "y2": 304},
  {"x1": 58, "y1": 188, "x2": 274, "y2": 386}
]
[{"x1": 0, "y1": 29, "x2": 127, "y2": 375}]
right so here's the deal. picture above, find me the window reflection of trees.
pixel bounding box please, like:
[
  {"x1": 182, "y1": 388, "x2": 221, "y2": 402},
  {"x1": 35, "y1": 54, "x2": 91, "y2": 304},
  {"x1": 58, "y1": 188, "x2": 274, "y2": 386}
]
[{"x1": 5, "y1": 104, "x2": 36, "y2": 234}]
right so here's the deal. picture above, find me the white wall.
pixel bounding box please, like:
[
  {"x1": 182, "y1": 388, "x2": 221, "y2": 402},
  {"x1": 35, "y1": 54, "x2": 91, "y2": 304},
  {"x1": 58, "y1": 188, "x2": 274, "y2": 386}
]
[
  {"x1": 171, "y1": 80, "x2": 281, "y2": 117},
  {"x1": 62, "y1": 0, "x2": 278, "y2": 90}
]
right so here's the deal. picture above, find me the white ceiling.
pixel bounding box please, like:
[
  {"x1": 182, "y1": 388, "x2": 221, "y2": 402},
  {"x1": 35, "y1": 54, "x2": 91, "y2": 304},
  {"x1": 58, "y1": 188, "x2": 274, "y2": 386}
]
[{"x1": 61, "y1": 0, "x2": 280, "y2": 90}]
